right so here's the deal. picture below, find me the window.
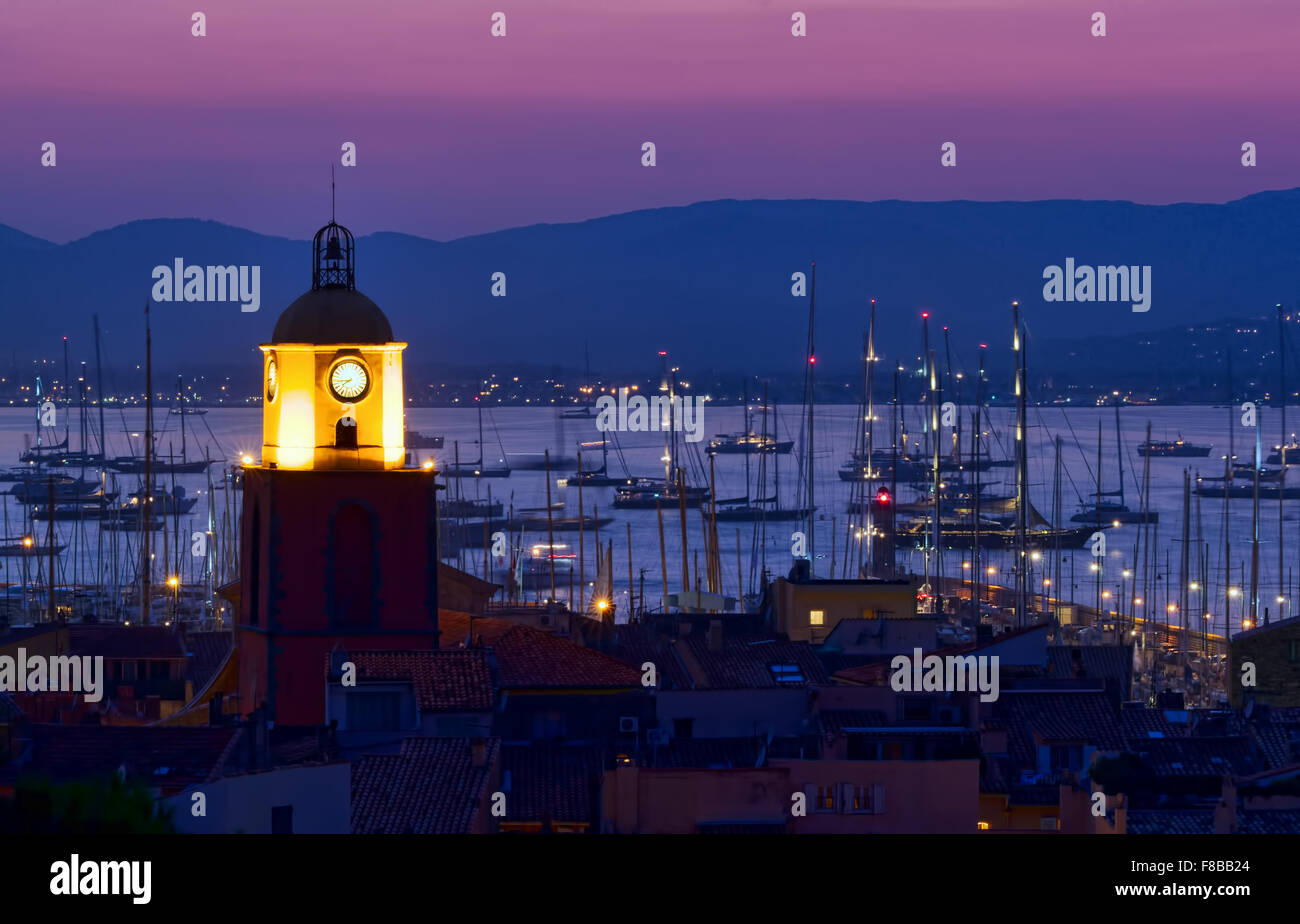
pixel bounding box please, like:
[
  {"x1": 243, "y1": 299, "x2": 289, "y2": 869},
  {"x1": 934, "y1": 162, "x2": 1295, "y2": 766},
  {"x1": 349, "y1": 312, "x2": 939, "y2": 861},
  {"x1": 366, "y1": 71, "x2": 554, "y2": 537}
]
[
  {"x1": 841, "y1": 782, "x2": 886, "y2": 814},
  {"x1": 806, "y1": 784, "x2": 835, "y2": 813},
  {"x1": 977, "y1": 821, "x2": 991, "y2": 830},
  {"x1": 346, "y1": 691, "x2": 404, "y2": 730},
  {"x1": 1049, "y1": 744, "x2": 1084, "y2": 772},
  {"x1": 809, "y1": 609, "x2": 825, "y2": 626},
  {"x1": 768, "y1": 663, "x2": 805, "y2": 685},
  {"x1": 271, "y1": 805, "x2": 294, "y2": 835},
  {"x1": 1040, "y1": 816, "x2": 1059, "y2": 831},
  {"x1": 335, "y1": 416, "x2": 358, "y2": 449},
  {"x1": 1289, "y1": 640, "x2": 1300, "y2": 663}
]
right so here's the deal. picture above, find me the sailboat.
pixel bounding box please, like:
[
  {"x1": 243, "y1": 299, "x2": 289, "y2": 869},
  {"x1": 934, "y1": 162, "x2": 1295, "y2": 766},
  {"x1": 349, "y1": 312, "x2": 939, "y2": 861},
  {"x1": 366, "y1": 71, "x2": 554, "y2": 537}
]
[
  {"x1": 441, "y1": 401, "x2": 511, "y2": 478},
  {"x1": 107, "y1": 375, "x2": 212, "y2": 474},
  {"x1": 706, "y1": 389, "x2": 793, "y2": 455},
  {"x1": 712, "y1": 381, "x2": 809, "y2": 522},
  {"x1": 562, "y1": 437, "x2": 639, "y2": 488},
  {"x1": 610, "y1": 359, "x2": 706, "y2": 509},
  {"x1": 1070, "y1": 397, "x2": 1157, "y2": 524},
  {"x1": 560, "y1": 343, "x2": 597, "y2": 418}
]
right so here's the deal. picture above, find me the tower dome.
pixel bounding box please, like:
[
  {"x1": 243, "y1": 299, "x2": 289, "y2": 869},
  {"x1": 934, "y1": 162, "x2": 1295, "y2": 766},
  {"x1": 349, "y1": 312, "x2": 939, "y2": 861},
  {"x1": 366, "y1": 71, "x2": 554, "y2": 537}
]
[
  {"x1": 271, "y1": 219, "x2": 393, "y2": 344},
  {"x1": 259, "y1": 214, "x2": 406, "y2": 472}
]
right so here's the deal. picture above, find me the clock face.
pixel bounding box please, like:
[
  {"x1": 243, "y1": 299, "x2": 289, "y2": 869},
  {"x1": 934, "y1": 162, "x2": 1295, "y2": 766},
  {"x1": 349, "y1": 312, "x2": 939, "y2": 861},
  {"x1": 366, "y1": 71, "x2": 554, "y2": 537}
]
[
  {"x1": 330, "y1": 360, "x2": 369, "y2": 400},
  {"x1": 266, "y1": 358, "x2": 278, "y2": 403}
]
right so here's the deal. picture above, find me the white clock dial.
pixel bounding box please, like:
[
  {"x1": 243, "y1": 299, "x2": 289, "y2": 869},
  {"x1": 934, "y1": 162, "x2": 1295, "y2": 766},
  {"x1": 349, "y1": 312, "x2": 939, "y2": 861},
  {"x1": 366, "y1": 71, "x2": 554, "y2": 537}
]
[
  {"x1": 266, "y1": 358, "x2": 278, "y2": 402},
  {"x1": 330, "y1": 360, "x2": 369, "y2": 400}
]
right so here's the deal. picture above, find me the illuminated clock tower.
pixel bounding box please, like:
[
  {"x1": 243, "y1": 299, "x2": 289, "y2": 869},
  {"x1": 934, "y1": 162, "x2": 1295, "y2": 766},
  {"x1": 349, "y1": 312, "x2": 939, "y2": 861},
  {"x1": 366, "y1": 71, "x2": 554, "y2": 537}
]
[{"x1": 236, "y1": 217, "x2": 440, "y2": 725}]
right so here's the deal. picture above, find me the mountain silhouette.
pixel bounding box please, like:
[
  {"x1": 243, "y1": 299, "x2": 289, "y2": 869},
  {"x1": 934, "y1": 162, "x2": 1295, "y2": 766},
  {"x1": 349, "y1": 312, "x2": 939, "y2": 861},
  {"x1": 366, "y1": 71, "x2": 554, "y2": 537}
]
[{"x1": 3, "y1": 191, "x2": 1298, "y2": 378}]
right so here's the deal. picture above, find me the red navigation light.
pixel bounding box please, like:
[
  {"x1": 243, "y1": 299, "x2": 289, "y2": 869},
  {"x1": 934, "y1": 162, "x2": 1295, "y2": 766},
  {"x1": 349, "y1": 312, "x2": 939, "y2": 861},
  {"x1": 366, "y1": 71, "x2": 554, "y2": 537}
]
[
  {"x1": 979, "y1": 343, "x2": 988, "y2": 349},
  {"x1": 875, "y1": 488, "x2": 891, "y2": 505},
  {"x1": 809, "y1": 356, "x2": 816, "y2": 364},
  {"x1": 921, "y1": 312, "x2": 929, "y2": 319},
  {"x1": 657, "y1": 351, "x2": 667, "y2": 356}
]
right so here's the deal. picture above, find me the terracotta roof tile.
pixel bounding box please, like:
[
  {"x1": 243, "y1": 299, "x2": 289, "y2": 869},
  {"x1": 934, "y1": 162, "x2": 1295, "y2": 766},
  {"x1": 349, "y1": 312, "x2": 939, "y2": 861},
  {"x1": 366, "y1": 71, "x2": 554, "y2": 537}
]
[
  {"x1": 1126, "y1": 810, "x2": 1214, "y2": 834},
  {"x1": 351, "y1": 737, "x2": 499, "y2": 834},
  {"x1": 14, "y1": 723, "x2": 240, "y2": 792},
  {"x1": 602, "y1": 624, "x2": 692, "y2": 690},
  {"x1": 1046, "y1": 645, "x2": 1134, "y2": 688},
  {"x1": 491, "y1": 625, "x2": 641, "y2": 690},
  {"x1": 1127, "y1": 736, "x2": 1266, "y2": 778},
  {"x1": 682, "y1": 634, "x2": 828, "y2": 689},
  {"x1": 994, "y1": 690, "x2": 1126, "y2": 764},
  {"x1": 329, "y1": 649, "x2": 495, "y2": 712},
  {"x1": 498, "y1": 742, "x2": 601, "y2": 825}
]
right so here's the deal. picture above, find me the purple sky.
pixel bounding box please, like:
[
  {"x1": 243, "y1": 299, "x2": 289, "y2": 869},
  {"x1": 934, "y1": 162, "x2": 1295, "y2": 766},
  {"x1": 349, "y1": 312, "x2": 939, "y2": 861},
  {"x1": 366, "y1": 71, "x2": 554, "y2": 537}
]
[{"x1": 3, "y1": 0, "x2": 1298, "y2": 242}]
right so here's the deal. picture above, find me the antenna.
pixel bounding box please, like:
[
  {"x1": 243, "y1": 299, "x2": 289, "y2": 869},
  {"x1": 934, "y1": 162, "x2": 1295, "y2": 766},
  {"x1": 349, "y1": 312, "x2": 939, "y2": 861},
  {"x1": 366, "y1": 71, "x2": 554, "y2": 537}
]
[{"x1": 330, "y1": 165, "x2": 336, "y2": 223}]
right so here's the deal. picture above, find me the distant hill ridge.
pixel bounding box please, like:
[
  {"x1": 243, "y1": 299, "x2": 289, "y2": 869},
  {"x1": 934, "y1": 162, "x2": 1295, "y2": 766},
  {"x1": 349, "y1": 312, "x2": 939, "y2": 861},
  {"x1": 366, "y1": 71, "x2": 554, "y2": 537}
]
[{"x1": 2, "y1": 191, "x2": 1298, "y2": 375}]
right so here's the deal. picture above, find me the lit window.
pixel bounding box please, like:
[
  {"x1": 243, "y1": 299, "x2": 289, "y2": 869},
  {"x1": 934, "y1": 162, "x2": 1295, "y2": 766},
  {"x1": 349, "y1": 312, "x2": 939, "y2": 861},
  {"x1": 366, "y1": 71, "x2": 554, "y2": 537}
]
[
  {"x1": 769, "y1": 663, "x2": 805, "y2": 685},
  {"x1": 977, "y1": 821, "x2": 991, "y2": 830},
  {"x1": 810, "y1": 609, "x2": 825, "y2": 626}
]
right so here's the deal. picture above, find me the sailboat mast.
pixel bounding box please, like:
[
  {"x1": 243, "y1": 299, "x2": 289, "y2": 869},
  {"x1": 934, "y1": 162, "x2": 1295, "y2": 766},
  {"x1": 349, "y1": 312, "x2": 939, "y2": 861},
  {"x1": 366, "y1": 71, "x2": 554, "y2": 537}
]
[
  {"x1": 805, "y1": 261, "x2": 816, "y2": 574},
  {"x1": 1180, "y1": 468, "x2": 1191, "y2": 656},
  {"x1": 929, "y1": 349, "x2": 941, "y2": 608},
  {"x1": 1115, "y1": 395, "x2": 1125, "y2": 508},
  {"x1": 867, "y1": 299, "x2": 877, "y2": 473},
  {"x1": 1279, "y1": 307, "x2": 1289, "y2": 613},
  {"x1": 178, "y1": 374, "x2": 187, "y2": 462},
  {"x1": 93, "y1": 315, "x2": 107, "y2": 460},
  {"x1": 1096, "y1": 420, "x2": 1103, "y2": 533},
  {"x1": 891, "y1": 364, "x2": 900, "y2": 578},
  {"x1": 1279, "y1": 303, "x2": 1287, "y2": 451},
  {"x1": 865, "y1": 299, "x2": 876, "y2": 577},
  {"x1": 1013, "y1": 301, "x2": 1028, "y2": 627},
  {"x1": 142, "y1": 301, "x2": 153, "y2": 626},
  {"x1": 973, "y1": 345, "x2": 985, "y2": 613},
  {"x1": 943, "y1": 325, "x2": 958, "y2": 461},
  {"x1": 742, "y1": 379, "x2": 751, "y2": 505},
  {"x1": 62, "y1": 336, "x2": 71, "y2": 449},
  {"x1": 921, "y1": 313, "x2": 931, "y2": 458}
]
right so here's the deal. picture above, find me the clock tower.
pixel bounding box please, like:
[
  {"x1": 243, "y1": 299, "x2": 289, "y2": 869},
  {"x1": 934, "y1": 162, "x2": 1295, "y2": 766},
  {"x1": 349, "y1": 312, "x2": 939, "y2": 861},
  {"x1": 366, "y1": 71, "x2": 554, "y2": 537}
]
[
  {"x1": 236, "y1": 216, "x2": 441, "y2": 725},
  {"x1": 260, "y1": 219, "x2": 406, "y2": 470}
]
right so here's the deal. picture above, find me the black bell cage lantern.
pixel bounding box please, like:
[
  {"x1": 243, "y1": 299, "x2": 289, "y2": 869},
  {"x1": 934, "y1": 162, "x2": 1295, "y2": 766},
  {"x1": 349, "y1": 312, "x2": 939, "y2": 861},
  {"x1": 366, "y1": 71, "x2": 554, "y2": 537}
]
[{"x1": 313, "y1": 220, "x2": 356, "y2": 291}]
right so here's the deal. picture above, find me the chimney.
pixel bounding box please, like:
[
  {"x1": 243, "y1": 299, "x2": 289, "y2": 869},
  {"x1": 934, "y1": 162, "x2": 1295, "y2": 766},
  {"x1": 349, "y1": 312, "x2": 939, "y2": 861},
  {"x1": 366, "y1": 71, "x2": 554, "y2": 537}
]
[
  {"x1": 1213, "y1": 777, "x2": 1237, "y2": 834},
  {"x1": 708, "y1": 619, "x2": 723, "y2": 653},
  {"x1": 247, "y1": 704, "x2": 271, "y2": 771},
  {"x1": 471, "y1": 737, "x2": 487, "y2": 768}
]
